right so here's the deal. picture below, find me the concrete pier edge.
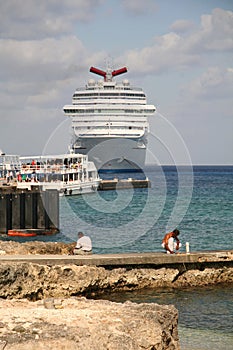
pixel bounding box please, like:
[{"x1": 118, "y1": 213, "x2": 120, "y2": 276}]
[{"x1": 0, "y1": 250, "x2": 232, "y2": 268}]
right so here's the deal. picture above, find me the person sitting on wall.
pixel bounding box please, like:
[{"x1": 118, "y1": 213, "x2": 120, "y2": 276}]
[
  {"x1": 162, "y1": 229, "x2": 182, "y2": 254},
  {"x1": 73, "y1": 232, "x2": 92, "y2": 255}
]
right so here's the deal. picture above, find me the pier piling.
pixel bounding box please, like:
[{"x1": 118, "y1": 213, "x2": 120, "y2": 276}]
[{"x1": 0, "y1": 187, "x2": 59, "y2": 234}]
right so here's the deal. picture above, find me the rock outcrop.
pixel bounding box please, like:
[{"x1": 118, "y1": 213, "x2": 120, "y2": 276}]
[
  {"x1": 0, "y1": 262, "x2": 232, "y2": 300},
  {"x1": 0, "y1": 240, "x2": 75, "y2": 255},
  {"x1": 0, "y1": 297, "x2": 180, "y2": 350}
]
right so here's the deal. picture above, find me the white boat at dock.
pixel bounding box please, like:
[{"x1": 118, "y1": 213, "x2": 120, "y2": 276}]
[
  {"x1": 16, "y1": 152, "x2": 101, "y2": 196},
  {"x1": 0, "y1": 151, "x2": 21, "y2": 185}
]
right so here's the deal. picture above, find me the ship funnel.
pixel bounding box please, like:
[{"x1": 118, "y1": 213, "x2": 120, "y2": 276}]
[
  {"x1": 90, "y1": 66, "x2": 127, "y2": 81},
  {"x1": 112, "y1": 67, "x2": 127, "y2": 77},
  {"x1": 90, "y1": 67, "x2": 106, "y2": 79}
]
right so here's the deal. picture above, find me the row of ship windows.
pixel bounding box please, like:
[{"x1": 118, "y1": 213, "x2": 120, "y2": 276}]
[
  {"x1": 73, "y1": 93, "x2": 146, "y2": 98},
  {"x1": 64, "y1": 109, "x2": 153, "y2": 114},
  {"x1": 74, "y1": 126, "x2": 143, "y2": 130}
]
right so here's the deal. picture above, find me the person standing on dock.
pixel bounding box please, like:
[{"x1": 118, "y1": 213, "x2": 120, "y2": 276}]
[
  {"x1": 162, "y1": 229, "x2": 182, "y2": 254},
  {"x1": 73, "y1": 232, "x2": 92, "y2": 255}
]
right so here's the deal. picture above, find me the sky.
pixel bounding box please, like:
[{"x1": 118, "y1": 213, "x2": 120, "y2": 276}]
[{"x1": 0, "y1": 0, "x2": 232, "y2": 165}]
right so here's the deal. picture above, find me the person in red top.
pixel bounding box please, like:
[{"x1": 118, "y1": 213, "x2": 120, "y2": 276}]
[{"x1": 162, "y1": 229, "x2": 181, "y2": 254}]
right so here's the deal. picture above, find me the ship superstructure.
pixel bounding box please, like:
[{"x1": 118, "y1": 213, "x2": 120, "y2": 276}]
[{"x1": 63, "y1": 66, "x2": 156, "y2": 172}]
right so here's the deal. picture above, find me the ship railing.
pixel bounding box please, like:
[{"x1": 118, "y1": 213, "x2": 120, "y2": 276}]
[
  {"x1": 19, "y1": 164, "x2": 84, "y2": 173},
  {"x1": 74, "y1": 86, "x2": 143, "y2": 91},
  {"x1": 79, "y1": 130, "x2": 145, "y2": 137},
  {"x1": 18, "y1": 173, "x2": 86, "y2": 183}
]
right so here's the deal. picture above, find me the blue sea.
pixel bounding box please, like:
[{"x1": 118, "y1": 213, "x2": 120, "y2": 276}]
[
  {"x1": 2, "y1": 165, "x2": 233, "y2": 349},
  {"x1": 59, "y1": 165, "x2": 233, "y2": 255}
]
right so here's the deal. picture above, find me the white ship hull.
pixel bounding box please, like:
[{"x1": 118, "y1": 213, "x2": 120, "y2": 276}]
[{"x1": 73, "y1": 136, "x2": 147, "y2": 172}]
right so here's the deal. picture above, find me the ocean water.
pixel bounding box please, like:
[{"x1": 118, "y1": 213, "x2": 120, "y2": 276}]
[
  {"x1": 1, "y1": 165, "x2": 233, "y2": 349},
  {"x1": 97, "y1": 284, "x2": 233, "y2": 350},
  {"x1": 58, "y1": 165, "x2": 233, "y2": 254}
]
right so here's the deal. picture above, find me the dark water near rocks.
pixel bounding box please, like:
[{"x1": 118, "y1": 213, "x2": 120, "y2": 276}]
[
  {"x1": 96, "y1": 284, "x2": 233, "y2": 350},
  {"x1": 2, "y1": 165, "x2": 233, "y2": 349}
]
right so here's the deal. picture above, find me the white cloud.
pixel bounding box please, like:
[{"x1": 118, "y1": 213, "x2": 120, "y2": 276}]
[
  {"x1": 0, "y1": 36, "x2": 86, "y2": 80},
  {"x1": 186, "y1": 8, "x2": 233, "y2": 51},
  {"x1": 162, "y1": 66, "x2": 233, "y2": 164},
  {"x1": 170, "y1": 19, "x2": 194, "y2": 33},
  {"x1": 120, "y1": 8, "x2": 233, "y2": 75},
  {"x1": 0, "y1": 36, "x2": 88, "y2": 111},
  {"x1": 121, "y1": 0, "x2": 157, "y2": 15},
  {"x1": 122, "y1": 33, "x2": 200, "y2": 75},
  {"x1": 0, "y1": 0, "x2": 104, "y2": 39},
  {"x1": 181, "y1": 67, "x2": 233, "y2": 100}
]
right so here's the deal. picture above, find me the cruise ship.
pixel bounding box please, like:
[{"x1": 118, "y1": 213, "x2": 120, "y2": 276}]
[{"x1": 63, "y1": 66, "x2": 156, "y2": 172}]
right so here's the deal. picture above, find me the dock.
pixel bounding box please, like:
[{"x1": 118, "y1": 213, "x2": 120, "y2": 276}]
[
  {"x1": 0, "y1": 187, "x2": 59, "y2": 235},
  {"x1": 98, "y1": 178, "x2": 151, "y2": 191},
  {"x1": 1, "y1": 177, "x2": 151, "y2": 195},
  {"x1": 0, "y1": 250, "x2": 232, "y2": 268}
]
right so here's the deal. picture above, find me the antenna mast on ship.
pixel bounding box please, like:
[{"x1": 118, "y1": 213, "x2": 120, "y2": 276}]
[{"x1": 89, "y1": 65, "x2": 127, "y2": 82}]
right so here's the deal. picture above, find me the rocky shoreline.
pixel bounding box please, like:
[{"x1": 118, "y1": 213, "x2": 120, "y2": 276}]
[
  {"x1": 0, "y1": 261, "x2": 232, "y2": 300},
  {"x1": 0, "y1": 297, "x2": 179, "y2": 350},
  {"x1": 0, "y1": 241, "x2": 232, "y2": 297},
  {"x1": 0, "y1": 240, "x2": 75, "y2": 256},
  {"x1": 0, "y1": 240, "x2": 232, "y2": 349}
]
